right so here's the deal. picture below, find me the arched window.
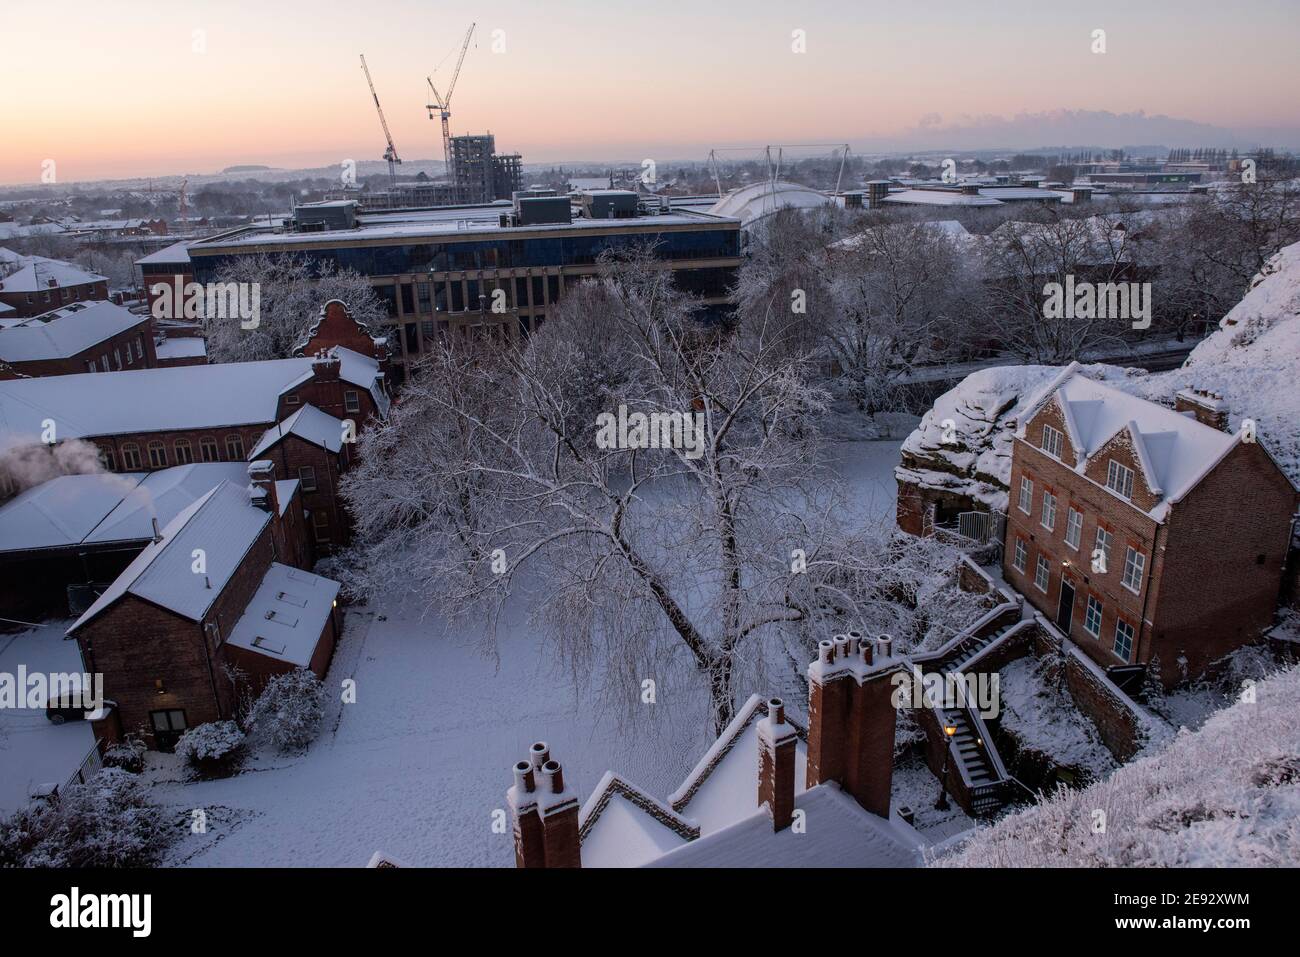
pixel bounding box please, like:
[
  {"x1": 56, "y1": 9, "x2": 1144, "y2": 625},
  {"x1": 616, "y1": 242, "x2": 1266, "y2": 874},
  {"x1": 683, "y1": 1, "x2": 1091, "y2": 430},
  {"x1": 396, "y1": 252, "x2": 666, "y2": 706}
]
[
  {"x1": 147, "y1": 441, "x2": 167, "y2": 469},
  {"x1": 199, "y1": 437, "x2": 219, "y2": 462},
  {"x1": 121, "y1": 444, "x2": 142, "y2": 470},
  {"x1": 174, "y1": 439, "x2": 194, "y2": 465},
  {"x1": 225, "y1": 434, "x2": 245, "y2": 460}
]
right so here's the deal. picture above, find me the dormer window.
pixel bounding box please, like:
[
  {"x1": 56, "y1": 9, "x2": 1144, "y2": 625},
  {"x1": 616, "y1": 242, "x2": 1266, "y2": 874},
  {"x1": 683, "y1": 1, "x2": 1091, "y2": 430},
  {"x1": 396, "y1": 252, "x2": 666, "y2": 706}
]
[
  {"x1": 1106, "y1": 460, "x2": 1134, "y2": 499},
  {"x1": 1040, "y1": 425, "x2": 1064, "y2": 459}
]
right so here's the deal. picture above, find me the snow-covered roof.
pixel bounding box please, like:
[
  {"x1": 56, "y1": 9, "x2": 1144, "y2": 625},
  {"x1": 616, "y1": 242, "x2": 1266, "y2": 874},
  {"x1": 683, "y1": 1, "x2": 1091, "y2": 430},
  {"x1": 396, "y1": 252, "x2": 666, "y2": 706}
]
[
  {"x1": 708, "y1": 181, "x2": 832, "y2": 227},
  {"x1": 68, "y1": 480, "x2": 271, "y2": 632},
  {"x1": 155, "y1": 337, "x2": 207, "y2": 360},
  {"x1": 0, "y1": 257, "x2": 106, "y2": 293},
  {"x1": 578, "y1": 772, "x2": 698, "y2": 868},
  {"x1": 0, "y1": 471, "x2": 145, "y2": 552},
  {"x1": 573, "y1": 693, "x2": 920, "y2": 867},
  {"x1": 0, "y1": 346, "x2": 383, "y2": 441},
  {"x1": 0, "y1": 301, "x2": 146, "y2": 363},
  {"x1": 1018, "y1": 363, "x2": 1241, "y2": 520},
  {"x1": 135, "y1": 241, "x2": 192, "y2": 266},
  {"x1": 225, "y1": 562, "x2": 339, "y2": 668},
  {"x1": 85, "y1": 463, "x2": 254, "y2": 546},
  {"x1": 249, "y1": 404, "x2": 344, "y2": 459},
  {"x1": 646, "y1": 783, "x2": 921, "y2": 868},
  {"x1": 881, "y1": 189, "x2": 1002, "y2": 208}
]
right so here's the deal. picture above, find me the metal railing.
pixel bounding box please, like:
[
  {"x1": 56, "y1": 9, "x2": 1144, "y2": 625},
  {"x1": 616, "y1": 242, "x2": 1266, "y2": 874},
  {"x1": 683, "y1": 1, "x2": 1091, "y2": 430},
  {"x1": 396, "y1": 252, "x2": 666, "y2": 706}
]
[{"x1": 63, "y1": 738, "x2": 103, "y2": 792}]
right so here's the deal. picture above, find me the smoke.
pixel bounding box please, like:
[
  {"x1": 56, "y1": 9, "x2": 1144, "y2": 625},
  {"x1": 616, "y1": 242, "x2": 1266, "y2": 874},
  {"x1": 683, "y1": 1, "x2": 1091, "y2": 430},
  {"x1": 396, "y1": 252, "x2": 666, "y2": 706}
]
[{"x1": 0, "y1": 434, "x2": 109, "y2": 500}]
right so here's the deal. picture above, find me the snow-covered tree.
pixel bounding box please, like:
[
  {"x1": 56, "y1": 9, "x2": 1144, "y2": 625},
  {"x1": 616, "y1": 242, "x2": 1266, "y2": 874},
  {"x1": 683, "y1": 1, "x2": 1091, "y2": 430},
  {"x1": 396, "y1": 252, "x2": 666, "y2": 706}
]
[
  {"x1": 175, "y1": 720, "x2": 246, "y2": 777},
  {"x1": 342, "y1": 245, "x2": 987, "y2": 732},
  {"x1": 202, "y1": 252, "x2": 386, "y2": 363},
  {"x1": 246, "y1": 669, "x2": 326, "y2": 752}
]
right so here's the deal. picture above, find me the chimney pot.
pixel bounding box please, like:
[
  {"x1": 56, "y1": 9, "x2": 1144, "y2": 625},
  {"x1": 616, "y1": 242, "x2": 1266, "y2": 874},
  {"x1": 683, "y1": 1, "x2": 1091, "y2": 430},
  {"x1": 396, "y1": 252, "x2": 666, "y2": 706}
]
[
  {"x1": 529, "y1": 741, "x2": 550, "y2": 770},
  {"x1": 513, "y1": 760, "x2": 535, "y2": 794},
  {"x1": 150, "y1": 516, "x2": 163, "y2": 543},
  {"x1": 541, "y1": 759, "x2": 564, "y2": 794},
  {"x1": 877, "y1": 634, "x2": 893, "y2": 658},
  {"x1": 768, "y1": 697, "x2": 785, "y2": 725},
  {"x1": 818, "y1": 639, "x2": 834, "y2": 664}
]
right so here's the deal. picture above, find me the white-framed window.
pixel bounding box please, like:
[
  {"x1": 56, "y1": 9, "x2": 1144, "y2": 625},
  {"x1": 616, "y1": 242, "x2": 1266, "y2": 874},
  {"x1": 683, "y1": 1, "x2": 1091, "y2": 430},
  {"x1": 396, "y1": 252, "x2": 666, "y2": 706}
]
[
  {"x1": 1041, "y1": 491, "x2": 1057, "y2": 531},
  {"x1": 125, "y1": 343, "x2": 133, "y2": 365},
  {"x1": 298, "y1": 466, "x2": 318, "y2": 492},
  {"x1": 344, "y1": 390, "x2": 361, "y2": 414},
  {"x1": 1034, "y1": 554, "x2": 1051, "y2": 592},
  {"x1": 1094, "y1": 526, "x2": 1112, "y2": 564},
  {"x1": 1113, "y1": 619, "x2": 1134, "y2": 662},
  {"x1": 225, "y1": 434, "x2": 245, "y2": 460},
  {"x1": 1121, "y1": 546, "x2": 1145, "y2": 593},
  {"x1": 1040, "y1": 424, "x2": 1064, "y2": 459},
  {"x1": 200, "y1": 437, "x2": 219, "y2": 462},
  {"x1": 147, "y1": 442, "x2": 167, "y2": 469},
  {"x1": 1018, "y1": 475, "x2": 1033, "y2": 514},
  {"x1": 174, "y1": 439, "x2": 193, "y2": 465},
  {"x1": 1065, "y1": 507, "x2": 1083, "y2": 549},
  {"x1": 114, "y1": 348, "x2": 122, "y2": 370},
  {"x1": 1084, "y1": 596, "x2": 1103, "y2": 637},
  {"x1": 1013, "y1": 538, "x2": 1028, "y2": 572},
  {"x1": 1107, "y1": 459, "x2": 1135, "y2": 499},
  {"x1": 285, "y1": 394, "x2": 300, "y2": 406},
  {"x1": 85, "y1": 359, "x2": 97, "y2": 373},
  {"x1": 121, "y1": 444, "x2": 142, "y2": 470}
]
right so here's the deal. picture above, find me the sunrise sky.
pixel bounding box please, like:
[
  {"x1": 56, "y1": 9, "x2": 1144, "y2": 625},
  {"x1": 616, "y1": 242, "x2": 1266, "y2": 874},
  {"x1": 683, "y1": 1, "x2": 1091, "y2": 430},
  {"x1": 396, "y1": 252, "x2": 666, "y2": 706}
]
[{"x1": 2, "y1": 0, "x2": 1297, "y2": 184}]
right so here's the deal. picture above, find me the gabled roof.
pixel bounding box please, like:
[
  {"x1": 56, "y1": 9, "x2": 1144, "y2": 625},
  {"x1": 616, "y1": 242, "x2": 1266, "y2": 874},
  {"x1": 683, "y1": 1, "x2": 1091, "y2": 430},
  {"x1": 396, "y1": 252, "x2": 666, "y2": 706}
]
[
  {"x1": 0, "y1": 301, "x2": 146, "y2": 363},
  {"x1": 68, "y1": 480, "x2": 270, "y2": 632},
  {"x1": 0, "y1": 346, "x2": 384, "y2": 441},
  {"x1": 579, "y1": 772, "x2": 699, "y2": 868},
  {"x1": 647, "y1": 783, "x2": 921, "y2": 868},
  {"x1": 249, "y1": 404, "x2": 344, "y2": 460},
  {"x1": 1018, "y1": 363, "x2": 1242, "y2": 520},
  {"x1": 0, "y1": 256, "x2": 106, "y2": 293}
]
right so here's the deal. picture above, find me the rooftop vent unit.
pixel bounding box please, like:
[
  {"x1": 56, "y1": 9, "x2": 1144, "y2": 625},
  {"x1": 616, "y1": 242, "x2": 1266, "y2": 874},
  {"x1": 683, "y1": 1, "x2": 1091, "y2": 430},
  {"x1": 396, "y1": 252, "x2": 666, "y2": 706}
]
[
  {"x1": 292, "y1": 201, "x2": 358, "y2": 233},
  {"x1": 514, "y1": 196, "x2": 572, "y2": 226}
]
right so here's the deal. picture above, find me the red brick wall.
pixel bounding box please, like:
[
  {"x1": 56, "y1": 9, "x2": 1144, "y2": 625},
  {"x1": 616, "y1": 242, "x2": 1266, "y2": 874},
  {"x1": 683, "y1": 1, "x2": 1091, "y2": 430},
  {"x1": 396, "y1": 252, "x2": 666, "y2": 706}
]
[
  {"x1": 0, "y1": 280, "x2": 109, "y2": 319},
  {"x1": 1147, "y1": 441, "x2": 1297, "y2": 684},
  {"x1": 297, "y1": 300, "x2": 387, "y2": 361},
  {"x1": 260, "y1": 435, "x2": 352, "y2": 552}
]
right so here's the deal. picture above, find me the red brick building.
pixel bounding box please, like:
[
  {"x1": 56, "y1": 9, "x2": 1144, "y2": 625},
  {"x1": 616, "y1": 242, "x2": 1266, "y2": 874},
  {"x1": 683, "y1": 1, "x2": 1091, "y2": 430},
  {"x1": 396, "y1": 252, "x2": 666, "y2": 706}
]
[
  {"x1": 1002, "y1": 365, "x2": 1298, "y2": 687},
  {"x1": 0, "y1": 301, "x2": 156, "y2": 378},
  {"x1": 67, "y1": 469, "x2": 339, "y2": 751},
  {"x1": 0, "y1": 256, "x2": 109, "y2": 319},
  {"x1": 0, "y1": 340, "x2": 388, "y2": 551}
]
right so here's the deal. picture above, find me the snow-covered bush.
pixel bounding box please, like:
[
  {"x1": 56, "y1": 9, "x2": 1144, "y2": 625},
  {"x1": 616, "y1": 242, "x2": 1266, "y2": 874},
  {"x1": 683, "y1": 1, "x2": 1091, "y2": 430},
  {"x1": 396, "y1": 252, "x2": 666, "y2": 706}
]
[
  {"x1": 0, "y1": 768, "x2": 173, "y2": 867},
  {"x1": 246, "y1": 669, "x2": 325, "y2": 752},
  {"x1": 175, "y1": 720, "x2": 246, "y2": 778},
  {"x1": 103, "y1": 737, "x2": 147, "y2": 774}
]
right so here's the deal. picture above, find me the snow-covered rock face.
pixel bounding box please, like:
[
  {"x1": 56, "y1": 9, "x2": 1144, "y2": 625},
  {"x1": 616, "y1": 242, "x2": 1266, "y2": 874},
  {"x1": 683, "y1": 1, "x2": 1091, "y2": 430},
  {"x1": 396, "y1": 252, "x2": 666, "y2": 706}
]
[
  {"x1": 896, "y1": 363, "x2": 1137, "y2": 512},
  {"x1": 897, "y1": 239, "x2": 1300, "y2": 514}
]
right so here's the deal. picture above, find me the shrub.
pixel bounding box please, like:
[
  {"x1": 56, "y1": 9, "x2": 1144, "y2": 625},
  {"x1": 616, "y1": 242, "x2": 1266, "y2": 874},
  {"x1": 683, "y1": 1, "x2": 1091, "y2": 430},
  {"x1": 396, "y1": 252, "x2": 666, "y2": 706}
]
[
  {"x1": 103, "y1": 737, "x2": 147, "y2": 774},
  {"x1": 175, "y1": 721, "x2": 246, "y2": 778},
  {"x1": 246, "y1": 669, "x2": 326, "y2": 752},
  {"x1": 0, "y1": 768, "x2": 173, "y2": 867}
]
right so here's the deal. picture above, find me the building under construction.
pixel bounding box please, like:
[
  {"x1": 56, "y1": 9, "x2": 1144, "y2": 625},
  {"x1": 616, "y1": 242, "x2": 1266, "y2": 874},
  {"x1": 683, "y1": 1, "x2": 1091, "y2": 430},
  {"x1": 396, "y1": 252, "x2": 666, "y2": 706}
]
[{"x1": 450, "y1": 134, "x2": 521, "y2": 204}]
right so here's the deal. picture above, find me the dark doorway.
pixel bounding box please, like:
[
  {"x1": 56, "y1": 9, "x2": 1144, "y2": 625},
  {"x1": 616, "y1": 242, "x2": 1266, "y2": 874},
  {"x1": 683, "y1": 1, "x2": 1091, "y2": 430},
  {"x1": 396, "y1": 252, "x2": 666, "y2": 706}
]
[{"x1": 1056, "y1": 579, "x2": 1076, "y2": 633}]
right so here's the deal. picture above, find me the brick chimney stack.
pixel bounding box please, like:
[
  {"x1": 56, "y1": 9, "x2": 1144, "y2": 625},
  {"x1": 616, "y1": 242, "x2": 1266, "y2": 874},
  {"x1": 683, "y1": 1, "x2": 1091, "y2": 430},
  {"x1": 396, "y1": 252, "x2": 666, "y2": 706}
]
[
  {"x1": 806, "y1": 633, "x2": 900, "y2": 819},
  {"x1": 757, "y1": 697, "x2": 798, "y2": 831},
  {"x1": 507, "y1": 741, "x2": 581, "y2": 868},
  {"x1": 247, "y1": 460, "x2": 279, "y2": 515},
  {"x1": 311, "y1": 348, "x2": 341, "y2": 384},
  {"x1": 1174, "y1": 388, "x2": 1230, "y2": 432}
]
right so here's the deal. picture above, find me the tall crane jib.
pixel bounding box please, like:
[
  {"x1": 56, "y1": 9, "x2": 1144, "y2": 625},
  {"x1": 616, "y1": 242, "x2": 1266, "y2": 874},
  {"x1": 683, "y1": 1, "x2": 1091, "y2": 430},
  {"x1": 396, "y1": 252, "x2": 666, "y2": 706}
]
[
  {"x1": 360, "y1": 53, "x2": 402, "y2": 187},
  {"x1": 425, "y1": 22, "x2": 475, "y2": 192}
]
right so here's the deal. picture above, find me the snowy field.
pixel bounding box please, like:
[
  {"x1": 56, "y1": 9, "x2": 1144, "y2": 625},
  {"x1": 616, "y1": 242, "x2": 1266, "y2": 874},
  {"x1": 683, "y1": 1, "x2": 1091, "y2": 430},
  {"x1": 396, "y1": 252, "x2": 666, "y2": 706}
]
[
  {"x1": 138, "y1": 435, "x2": 906, "y2": 867},
  {"x1": 0, "y1": 622, "x2": 96, "y2": 815}
]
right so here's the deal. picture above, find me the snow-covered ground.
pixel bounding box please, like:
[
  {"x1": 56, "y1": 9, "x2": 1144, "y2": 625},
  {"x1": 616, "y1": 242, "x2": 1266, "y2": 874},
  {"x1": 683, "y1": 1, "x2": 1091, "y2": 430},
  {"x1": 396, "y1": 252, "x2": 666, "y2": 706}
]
[
  {"x1": 0, "y1": 622, "x2": 96, "y2": 814},
  {"x1": 139, "y1": 436, "x2": 907, "y2": 867}
]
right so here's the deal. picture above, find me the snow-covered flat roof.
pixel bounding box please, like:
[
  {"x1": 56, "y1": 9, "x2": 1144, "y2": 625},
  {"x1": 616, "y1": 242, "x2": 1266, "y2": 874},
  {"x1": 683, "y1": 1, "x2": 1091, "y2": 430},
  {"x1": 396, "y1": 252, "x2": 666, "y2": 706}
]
[
  {"x1": 155, "y1": 337, "x2": 207, "y2": 360},
  {"x1": 68, "y1": 480, "x2": 271, "y2": 632},
  {"x1": 0, "y1": 301, "x2": 147, "y2": 362},
  {"x1": 225, "y1": 562, "x2": 339, "y2": 668},
  {"x1": 135, "y1": 240, "x2": 192, "y2": 266},
  {"x1": 0, "y1": 347, "x2": 382, "y2": 441},
  {"x1": 882, "y1": 189, "x2": 1002, "y2": 207}
]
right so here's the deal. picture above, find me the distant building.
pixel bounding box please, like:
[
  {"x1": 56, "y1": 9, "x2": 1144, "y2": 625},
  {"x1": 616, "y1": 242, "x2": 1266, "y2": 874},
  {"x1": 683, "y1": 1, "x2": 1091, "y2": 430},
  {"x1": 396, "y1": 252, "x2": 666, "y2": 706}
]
[
  {"x1": 184, "y1": 199, "x2": 741, "y2": 377},
  {"x1": 0, "y1": 301, "x2": 156, "y2": 378},
  {"x1": 1002, "y1": 365, "x2": 1297, "y2": 686},
  {"x1": 450, "y1": 134, "x2": 521, "y2": 204},
  {"x1": 0, "y1": 256, "x2": 109, "y2": 319}
]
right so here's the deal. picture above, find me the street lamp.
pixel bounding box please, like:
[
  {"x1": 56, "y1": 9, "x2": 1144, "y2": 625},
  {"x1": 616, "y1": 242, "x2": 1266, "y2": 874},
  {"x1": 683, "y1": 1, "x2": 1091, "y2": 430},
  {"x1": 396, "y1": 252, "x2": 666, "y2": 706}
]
[{"x1": 935, "y1": 717, "x2": 958, "y2": 811}]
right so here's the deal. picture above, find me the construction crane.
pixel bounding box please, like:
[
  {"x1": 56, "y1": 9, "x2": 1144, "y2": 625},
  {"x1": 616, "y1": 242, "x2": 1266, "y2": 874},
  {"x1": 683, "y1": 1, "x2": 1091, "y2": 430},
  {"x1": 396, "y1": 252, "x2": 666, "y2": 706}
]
[
  {"x1": 360, "y1": 54, "x2": 402, "y2": 187},
  {"x1": 425, "y1": 22, "x2": 476, "y2": 187}
]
